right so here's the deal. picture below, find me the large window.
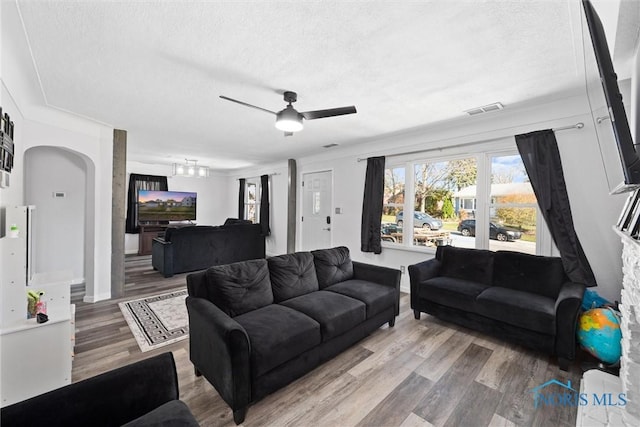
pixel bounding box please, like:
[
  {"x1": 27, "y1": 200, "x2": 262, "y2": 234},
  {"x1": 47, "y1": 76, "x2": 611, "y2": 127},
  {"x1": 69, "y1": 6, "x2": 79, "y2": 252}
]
[
  {"x1": 381, "y1": 151, "x2": 542, "y2": 255},
  {"x1": 412, "y1": 158, "x2": 477, "y2": 248},
  {"x1": 244, "y1": 181, "x2": 259, "y2": 223},
  {"x1": 382, "y1": 167, "x2": 405, "y2": 244},
  {"x1": 489, "y1": 155, "x2": 537, "y2": 254}
]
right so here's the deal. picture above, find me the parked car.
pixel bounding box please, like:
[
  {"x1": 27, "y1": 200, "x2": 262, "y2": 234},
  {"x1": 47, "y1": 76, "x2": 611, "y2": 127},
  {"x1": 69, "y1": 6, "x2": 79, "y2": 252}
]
[
  {"x1": 457, "y1": 219, "x2": 522, "y2": 241},
  {"x1": 381, "y1": 223, "x2": 400, "y2": 243},
  {"x1": 396, "y1": 211, "x2": 442, "y2": 230}
]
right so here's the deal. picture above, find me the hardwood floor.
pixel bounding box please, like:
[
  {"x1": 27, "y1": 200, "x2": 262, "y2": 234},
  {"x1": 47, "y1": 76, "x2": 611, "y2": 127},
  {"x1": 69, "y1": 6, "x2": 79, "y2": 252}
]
[{"x1": 71, "y1": 255, "x2": 582, "y2": 427}]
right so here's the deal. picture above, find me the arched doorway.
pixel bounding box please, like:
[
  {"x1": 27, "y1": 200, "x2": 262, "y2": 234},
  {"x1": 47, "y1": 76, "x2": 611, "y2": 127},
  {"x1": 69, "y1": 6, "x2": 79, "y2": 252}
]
[{"x1": 24, "y1": 146, "x2": 95, "y2": 300}]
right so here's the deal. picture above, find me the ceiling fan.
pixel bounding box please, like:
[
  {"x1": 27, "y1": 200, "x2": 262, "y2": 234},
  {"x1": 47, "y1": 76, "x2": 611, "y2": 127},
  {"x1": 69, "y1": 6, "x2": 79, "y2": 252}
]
[{"x1": 219, "y1": 91, "x2": 357, "y2": 136}]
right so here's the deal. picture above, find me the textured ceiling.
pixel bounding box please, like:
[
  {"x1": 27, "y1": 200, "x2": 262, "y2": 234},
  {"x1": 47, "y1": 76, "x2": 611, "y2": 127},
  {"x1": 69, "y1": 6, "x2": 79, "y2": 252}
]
[{"x1": 15, "y1": 0, "x2": 590, "y2": 171}]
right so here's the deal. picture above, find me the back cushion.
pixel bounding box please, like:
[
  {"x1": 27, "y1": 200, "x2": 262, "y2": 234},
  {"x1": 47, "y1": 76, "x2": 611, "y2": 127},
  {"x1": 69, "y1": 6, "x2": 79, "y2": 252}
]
[
  {"x1": 439, "y1": 246, "x2": 495, "y2": 286},
  {"x1": 493, "y1": 251, "x2": 566, "y2": 298},
  {"x1": 311, "y1": 246, "x2": 354, "y2": 289},
  {"x1": 205, "y1": 259, "x2": 273, "y2": 317},
  {"x1": 268, "y1": 252, "x2": 319, "y2": 302}
]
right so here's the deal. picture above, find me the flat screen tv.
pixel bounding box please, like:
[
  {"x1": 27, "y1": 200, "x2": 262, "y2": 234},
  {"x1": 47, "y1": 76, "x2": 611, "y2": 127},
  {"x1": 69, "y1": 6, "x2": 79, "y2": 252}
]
[
  {"x1": 582, "y1": 0, "x2": 640, "y2": 193},
  {"x1": 137, "y1": 190, "x2": 197, "y2": 222}
]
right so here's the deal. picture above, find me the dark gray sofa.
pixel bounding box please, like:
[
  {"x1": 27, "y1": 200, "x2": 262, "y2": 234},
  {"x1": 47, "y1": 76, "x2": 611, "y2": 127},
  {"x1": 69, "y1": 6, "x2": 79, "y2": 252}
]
[
  {"x1": 152, "y1": 223, "x2": 265, "y2": 277},
  {"x1": 186, "y1": 246, "x2": 400, "y2": 424},
  {"x1": 0, "y1": 352, "x2": 198, "y2": 427},
  {"x1": 409, "y1": 245, "x2": 585, "y2": 370}
]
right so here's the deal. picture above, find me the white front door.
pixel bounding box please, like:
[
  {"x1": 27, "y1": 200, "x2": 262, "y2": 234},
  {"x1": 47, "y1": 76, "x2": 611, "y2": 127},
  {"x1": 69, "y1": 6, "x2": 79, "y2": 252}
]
[{"x1": 302, "y1": 171, "x2": 332, "y2": 251}]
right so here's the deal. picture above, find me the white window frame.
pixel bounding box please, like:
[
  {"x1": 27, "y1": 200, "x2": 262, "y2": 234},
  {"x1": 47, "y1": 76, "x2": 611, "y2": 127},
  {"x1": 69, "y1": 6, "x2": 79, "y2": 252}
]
[
  {"x1": 244, "y1": 180, "x2": 260, "y2": 223},
  {"x1": 381, "y1": 148, "x2": 552, "y2": 256}
]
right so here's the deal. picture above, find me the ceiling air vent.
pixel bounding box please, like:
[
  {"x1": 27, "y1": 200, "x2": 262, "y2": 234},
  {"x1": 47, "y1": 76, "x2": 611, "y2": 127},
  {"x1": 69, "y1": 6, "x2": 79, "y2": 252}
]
[
  {"x1": 323, "y1": 143, "x2": 339, "y2": 148},
  {"x1": 464, "y1": 102, "x2": 504, "y2": 116}
]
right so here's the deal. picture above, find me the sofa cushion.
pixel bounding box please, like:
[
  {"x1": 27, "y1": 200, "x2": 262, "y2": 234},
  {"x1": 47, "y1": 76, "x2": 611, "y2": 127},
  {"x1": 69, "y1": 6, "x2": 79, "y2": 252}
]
[
  {"x1": 122, "y1": 400, "x2": 199, "y2": 427},
  {"x1": 493, "y1": 251, "x2": 566, "y2": 299},
  {"x1": 325, "y1": 279, "x2": 396, "y2": 318},
  {"x1": 205, "y1": 259, "x2": 273, "y2": 317},
  {"x1": 418, "y1": 276, "x2": 491, "y2": 312},
  {"x1": 268, "y1": 252, "x2": 319, "y2": 302},
  {"x1": 476, "y1": 287, "x2": 556, "y2": 335},
  {"x1": 311, "y1": 246, "x2": 354, "y2": 289},
  {"x1": 437, "y1": 246, "x2": 494, "y2": 286},
  {"x1": 234, "y1": 304, "x2": 321, "y2": 377},
  {"x1": 280, "y1": 291, "x2": 366, "y2": 341}
]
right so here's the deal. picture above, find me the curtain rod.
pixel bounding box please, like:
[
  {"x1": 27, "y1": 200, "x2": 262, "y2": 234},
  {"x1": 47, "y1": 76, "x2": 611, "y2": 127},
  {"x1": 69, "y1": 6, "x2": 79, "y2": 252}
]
[
  {"x1": 237, "y1": 172, "x2": 281, "y2": 181},
  {"x1": 356, "y1": 122, "x2": 584, "y2": 162}
]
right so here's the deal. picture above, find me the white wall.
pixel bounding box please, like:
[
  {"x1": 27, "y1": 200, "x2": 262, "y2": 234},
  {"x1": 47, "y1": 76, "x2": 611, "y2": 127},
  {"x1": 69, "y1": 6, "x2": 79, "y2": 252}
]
[
  {"x1": 124, "y1": 161, "x2": 232, "y2": 254},
  {"x1": 1, "y1": 1, "x2": 114, "y2": 302},
  {"x1": 25, "y1": 146, "x2": 86, "y2": 283},
  {"x1": 233, "y1": 95, "x2": 627, "y2": 299}
]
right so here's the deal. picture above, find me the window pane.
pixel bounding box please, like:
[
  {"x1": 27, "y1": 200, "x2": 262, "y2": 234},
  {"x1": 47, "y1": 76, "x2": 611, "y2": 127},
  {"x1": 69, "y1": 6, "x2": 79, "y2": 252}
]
[
  {"x1": 247, "y1": 183, "x2": 256, "y2": 202},
  {"x1": 246, "y1": 183, "x2": 258, "y2": 223},
  {"x1": 414, "y1": 158, "x2": 477, "y2": 248},
  {"x1": 382, "y1": 167, "x2": 405, "y2": 244},
  {"x1": 489, "y1": 155, "x2": 537, "y2": 254}
]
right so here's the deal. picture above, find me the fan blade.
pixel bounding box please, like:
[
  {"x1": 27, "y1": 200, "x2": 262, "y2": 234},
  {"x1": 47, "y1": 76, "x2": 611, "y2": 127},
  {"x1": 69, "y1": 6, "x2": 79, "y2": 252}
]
[
  {"x1": 219, "y1": 95, "x2": 276, "y2": 115},
  {"x1": 301, "y1": 106, "x2": 357, "y2": 120}
]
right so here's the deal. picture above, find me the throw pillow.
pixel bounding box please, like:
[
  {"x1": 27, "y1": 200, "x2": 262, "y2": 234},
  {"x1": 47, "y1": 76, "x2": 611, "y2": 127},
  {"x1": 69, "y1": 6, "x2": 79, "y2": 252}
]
[
  {"x1": 439, "y1": 246, "x2": 495, "y2": 286},
  {"x1": 311, "y1": 246, "x2": 354, "y2": 289},
  {"x1": 268, "y1": 252, "x2": 319, "y2": 302},
  {"x1": 493, "y1": 251, "x2": 566, "y2": 298},
  {"x1": 206, "y1": 259, "x2": 273, "y2": 317}
]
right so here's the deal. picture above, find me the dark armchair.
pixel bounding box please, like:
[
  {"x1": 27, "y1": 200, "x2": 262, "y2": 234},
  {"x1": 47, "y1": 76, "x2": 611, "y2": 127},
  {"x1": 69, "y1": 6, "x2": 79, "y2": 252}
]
[{"x1": 0, "y1": 352, "x2": 199, "y2": 427}]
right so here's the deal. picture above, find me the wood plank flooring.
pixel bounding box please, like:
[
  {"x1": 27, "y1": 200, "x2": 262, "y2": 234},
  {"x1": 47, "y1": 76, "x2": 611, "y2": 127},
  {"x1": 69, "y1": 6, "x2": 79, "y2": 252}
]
[{"x1": 71, "y1": 255, "x2": 582, "y2": 427}]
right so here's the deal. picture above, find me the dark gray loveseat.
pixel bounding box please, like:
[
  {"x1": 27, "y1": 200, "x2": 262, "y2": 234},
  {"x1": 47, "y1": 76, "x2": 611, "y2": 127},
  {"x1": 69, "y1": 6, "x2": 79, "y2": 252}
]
[
  {"x1": 152, "y1": 223, "x2": 265, "y2": 277},
  {"x1": 409, "y1": 246, "x2": 585, "y2": 370},
  {"x1": 186, "y1": 246, "x2": 400, "y2": 424}
]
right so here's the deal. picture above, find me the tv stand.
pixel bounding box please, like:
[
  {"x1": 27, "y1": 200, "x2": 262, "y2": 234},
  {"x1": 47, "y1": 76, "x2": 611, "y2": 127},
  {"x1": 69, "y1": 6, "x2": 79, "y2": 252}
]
[{"x1": 138, "y1": 224, "x2": 168, "y2": 256}]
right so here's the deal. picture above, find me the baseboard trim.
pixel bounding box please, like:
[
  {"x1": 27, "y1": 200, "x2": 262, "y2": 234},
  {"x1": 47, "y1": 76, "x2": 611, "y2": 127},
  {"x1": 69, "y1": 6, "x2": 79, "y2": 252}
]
[{"x1": 83, "y1": 292, "x2": 111, "y2": 303}]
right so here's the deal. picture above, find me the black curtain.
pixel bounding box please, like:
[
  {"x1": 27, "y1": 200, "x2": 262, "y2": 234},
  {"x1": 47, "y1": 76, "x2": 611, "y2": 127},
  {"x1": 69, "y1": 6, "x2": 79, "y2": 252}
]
[
  {"x1": 260, "y1": 174, "x2": 271, "y2": 236},
  {"x1": 125, "y1": 174, "x2": 168, "y2": 234},
  {"x1": 361, "y1": 156, "x2": 385, "y2": 254},
  {"x1": 238, "y1": 178, "x2": 246, "y2": 219},
  {"x1": 515, "y1": 129, "x2": 597, "y2": 287}
]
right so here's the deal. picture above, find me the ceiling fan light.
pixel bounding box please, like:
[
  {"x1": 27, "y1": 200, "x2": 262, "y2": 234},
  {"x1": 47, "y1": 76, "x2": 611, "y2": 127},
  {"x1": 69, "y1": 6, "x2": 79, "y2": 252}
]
[{"x1": 275, "y1": 107, "x2": 303, "y2": 132}]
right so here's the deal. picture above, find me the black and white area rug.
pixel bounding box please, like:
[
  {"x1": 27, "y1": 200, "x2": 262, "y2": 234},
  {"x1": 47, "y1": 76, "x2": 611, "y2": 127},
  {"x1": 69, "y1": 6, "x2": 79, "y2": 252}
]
[{"x1": 119, "y1": 289, "x2": 189, "y2": 352}]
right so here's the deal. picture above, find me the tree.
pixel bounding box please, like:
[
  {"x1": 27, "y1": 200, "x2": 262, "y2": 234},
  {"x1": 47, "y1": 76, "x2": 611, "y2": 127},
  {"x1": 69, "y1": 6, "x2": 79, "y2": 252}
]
[
  {"x1": 446, "y1": 158, "x2": 477, "y2": 190},
  {"x1": 441, "y1": 198, "x2": 455, "y2": 219},
  {"x1": 414, "y1": 159, "x2": 477, "y2": 217}
]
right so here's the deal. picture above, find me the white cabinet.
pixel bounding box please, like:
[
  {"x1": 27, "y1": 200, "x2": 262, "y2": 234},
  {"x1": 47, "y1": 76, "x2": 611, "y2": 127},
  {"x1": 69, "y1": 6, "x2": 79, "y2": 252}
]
[
  {"x1": 0, "y1": 206, "x2": 75, "y2": 407},
  {"x1": 0, "y1": 273, "x2": 74, "y2": 407}
]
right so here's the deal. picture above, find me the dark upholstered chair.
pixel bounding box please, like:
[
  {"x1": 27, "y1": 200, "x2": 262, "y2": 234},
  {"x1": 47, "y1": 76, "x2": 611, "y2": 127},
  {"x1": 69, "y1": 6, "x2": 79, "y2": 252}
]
[{"x1": 0, "y1": 352, "x2": 199, "y2": 427}]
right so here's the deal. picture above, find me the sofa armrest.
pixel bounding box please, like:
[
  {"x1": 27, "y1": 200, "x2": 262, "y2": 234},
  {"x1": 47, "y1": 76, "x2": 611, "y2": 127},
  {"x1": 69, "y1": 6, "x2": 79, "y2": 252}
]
[
  {"x1": 408, "y1": 258, "x2": 442, "y2": 309},
  {"x1": 353, "y1": 261, "x2": 401, "y2": 288},
  {"x1": 0, "y1": 353, "x2": 179, "y2": 427},
  {"x1": 186, "y1": 296, "x2": 251, "y2": 412},
  {"x1": 353, "y1": 261, "x2": 401, "y2": 315},
  {"x1": 151, "y1": 238, "x2": 174, "y2": 278},
  {"x1": 554, "y1": 281, "x2": 586, "y2": 361}
]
